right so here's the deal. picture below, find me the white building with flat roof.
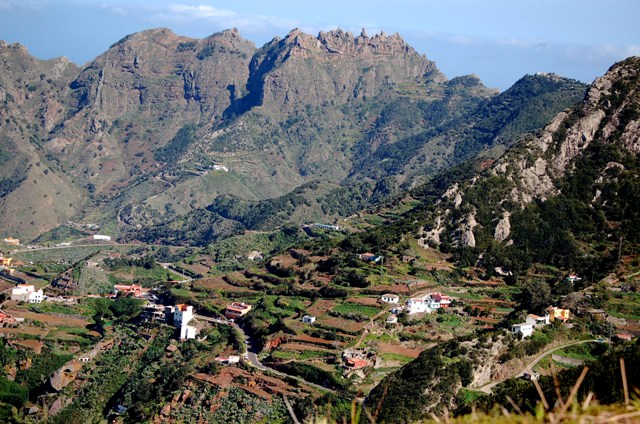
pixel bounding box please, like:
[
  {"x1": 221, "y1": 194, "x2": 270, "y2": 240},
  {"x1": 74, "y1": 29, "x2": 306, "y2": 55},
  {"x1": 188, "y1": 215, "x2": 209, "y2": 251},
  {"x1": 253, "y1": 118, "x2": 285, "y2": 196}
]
[
  {"x1": 511, "y1": 323, "x2": 534, "y2": 338},
  {"x1": 11, "y1": 284, "x2": 44, "y2": 303},
  {"x1": 381, "y1": 294, "x2": 399, "y2": 304},
  {"x1": 406, "y1": 297, "x2": 433, "y2": 314}
]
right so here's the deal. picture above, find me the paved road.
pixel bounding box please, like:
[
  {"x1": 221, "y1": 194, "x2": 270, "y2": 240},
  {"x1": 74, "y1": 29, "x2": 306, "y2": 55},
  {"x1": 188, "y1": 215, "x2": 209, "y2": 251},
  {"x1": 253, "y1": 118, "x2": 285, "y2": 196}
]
[{"x1": 475, "y1": 339, "x2": 596, "y2": 394}]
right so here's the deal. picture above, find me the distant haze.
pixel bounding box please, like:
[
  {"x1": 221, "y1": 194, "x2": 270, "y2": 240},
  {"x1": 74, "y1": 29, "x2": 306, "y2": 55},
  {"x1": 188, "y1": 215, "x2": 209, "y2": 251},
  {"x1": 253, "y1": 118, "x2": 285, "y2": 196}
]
[{"x1": 0, "y1": 0, "x2": 639, "y2": 90}]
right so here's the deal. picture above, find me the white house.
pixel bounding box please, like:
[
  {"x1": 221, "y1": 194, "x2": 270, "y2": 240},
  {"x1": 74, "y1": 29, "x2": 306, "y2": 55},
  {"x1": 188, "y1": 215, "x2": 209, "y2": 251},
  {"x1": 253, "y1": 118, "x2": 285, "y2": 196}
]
[
  {"x1": 430, "y1": 293, "x2": 452, "y2": 308},
  {"x1": 173, "y1": 304, "x2": 197, "y2": 340},
  {"x1": 302, "y1": 315, "x2": 316, "y2": 324},
  {"x1": 11, "y1": 284, "x2": 44, "y2": 304},
  {"x1": 511, "y1": 323, "x2": 534, "y2": 338},
  {"x1": 406, "y1": 297, "x2": 433, "y2": 314},
  {"x1": 247, "y1": 250, "x2": 263, "y2": 261},
  {"x1": 92, "y1": 234, "x2": 111, "y2": 241},
  {"x1": 525, "y1": 314, "x2": 550, "y2": 327},
  {"x1": 426, "y1": 297, "x2": 441, "y2": 310},
  {"x1": 386, "y1": 315, "x2": 398, "y2": 324},
  {"x1": 380, "y1": 294, "x2": 399, "y2": 304}
]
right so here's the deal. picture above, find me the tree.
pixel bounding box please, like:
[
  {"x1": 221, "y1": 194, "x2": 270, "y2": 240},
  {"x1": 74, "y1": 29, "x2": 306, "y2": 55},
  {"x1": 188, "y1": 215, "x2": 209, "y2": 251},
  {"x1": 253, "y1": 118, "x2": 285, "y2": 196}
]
[
  {"x1": 519, "y1": 280, "x2": 551, "y2": 313},
  {"x1": 109, "y1": 297, "x2": 143, "y2": 319}
]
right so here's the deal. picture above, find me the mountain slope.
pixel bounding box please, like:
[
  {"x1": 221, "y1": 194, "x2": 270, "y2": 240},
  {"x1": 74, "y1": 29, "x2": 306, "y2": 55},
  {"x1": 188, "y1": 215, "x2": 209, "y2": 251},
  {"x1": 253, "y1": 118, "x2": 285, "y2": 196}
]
[
  {"x1": 363, "y1": 56, "x2": 640, "y2": 423},
  {"x1": 416, "y1": 57, "x2": 640, "y2": 270},
  {"x1": 0, "y1": 41, "x2": 85, "y2": 239},
  {"x1": 0, "y1": 28, "x2": 587, "y2": 243}
]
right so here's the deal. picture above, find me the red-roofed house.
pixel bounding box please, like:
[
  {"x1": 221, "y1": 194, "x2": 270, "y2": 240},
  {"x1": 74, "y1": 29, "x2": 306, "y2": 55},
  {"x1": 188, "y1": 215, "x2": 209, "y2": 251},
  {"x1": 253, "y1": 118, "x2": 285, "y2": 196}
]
[{"x1": 345, "y1": 357, "x2": 369, "y2": 369}]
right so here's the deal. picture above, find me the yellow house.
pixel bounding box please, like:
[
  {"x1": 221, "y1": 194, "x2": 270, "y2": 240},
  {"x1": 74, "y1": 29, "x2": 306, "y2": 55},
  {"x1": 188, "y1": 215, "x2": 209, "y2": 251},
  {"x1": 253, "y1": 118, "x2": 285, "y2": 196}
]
[
  {"x1": 547, "y1": 306, "x2": 570, "y2": 322},
  {"x1": 0, "y1": 256, "x2": 12, "y2": 267}
]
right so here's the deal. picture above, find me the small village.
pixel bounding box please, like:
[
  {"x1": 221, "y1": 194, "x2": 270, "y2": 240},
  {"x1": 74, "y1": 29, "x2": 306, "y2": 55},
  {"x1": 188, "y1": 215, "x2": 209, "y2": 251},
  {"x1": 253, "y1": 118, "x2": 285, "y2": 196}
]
[{"x1": 0, "y1": 223, "x2": 637, "y2": 421}]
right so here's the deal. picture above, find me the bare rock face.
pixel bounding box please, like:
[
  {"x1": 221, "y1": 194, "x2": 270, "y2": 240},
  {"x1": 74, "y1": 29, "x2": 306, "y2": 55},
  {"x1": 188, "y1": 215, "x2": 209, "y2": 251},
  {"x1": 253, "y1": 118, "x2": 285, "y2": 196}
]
[
  {"x1": 421, "y1": 56, "x2": 640, "y2": 252},
  {"x1": 246, "y1": 28, "x2": 444, "y2": 113},
  {"x1": 494, "y1": 211, "x2": 511, "y2": 242},
  {"x1": 460, "y1": 213, "x2": 478, "y2": 248},
  {"x1": 49, "y1": 360, "x2": 83, "y2": 392}
]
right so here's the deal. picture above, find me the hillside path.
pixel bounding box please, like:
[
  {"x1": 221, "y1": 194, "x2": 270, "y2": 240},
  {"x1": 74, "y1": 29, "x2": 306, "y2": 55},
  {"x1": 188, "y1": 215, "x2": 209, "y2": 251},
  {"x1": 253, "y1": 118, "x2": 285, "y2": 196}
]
[
  {"x1": 474, "y1": 339, "x2": 596, "y2": 394},
  {"x1": 195, "y1": 314, "x2": 336, "y2": 393}
]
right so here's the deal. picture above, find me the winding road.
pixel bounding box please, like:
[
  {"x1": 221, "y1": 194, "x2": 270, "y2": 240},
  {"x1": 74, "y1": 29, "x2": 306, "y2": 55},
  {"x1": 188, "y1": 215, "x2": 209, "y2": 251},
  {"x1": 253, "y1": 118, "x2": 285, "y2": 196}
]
[
  {"x1": 194, "y1": 314, "x2": 336, "y2": 393},
  {"x1": 474, "y1": 339, "x2": 597, "y2": 394}
]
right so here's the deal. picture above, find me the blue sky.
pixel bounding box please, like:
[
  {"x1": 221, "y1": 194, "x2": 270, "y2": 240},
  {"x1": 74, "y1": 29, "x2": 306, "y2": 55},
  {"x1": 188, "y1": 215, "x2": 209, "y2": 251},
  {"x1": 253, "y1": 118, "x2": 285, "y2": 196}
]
[{"x1": 0, "y1": 0, "x2": 638, "y2": 90}]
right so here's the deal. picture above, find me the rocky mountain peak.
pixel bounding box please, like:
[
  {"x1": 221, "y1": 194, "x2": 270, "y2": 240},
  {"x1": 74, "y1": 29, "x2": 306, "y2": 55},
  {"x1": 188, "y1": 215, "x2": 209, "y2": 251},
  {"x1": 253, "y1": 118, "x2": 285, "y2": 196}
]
[
  {"x1": 240, "y1": 27, "x2": 443, "y2": 113},
  {"x1": 316, "y1": 28, "x2": 412, "y2": 57},
  {"x1": 0, "y1": 41, "x2": 30, "y2": 56}
]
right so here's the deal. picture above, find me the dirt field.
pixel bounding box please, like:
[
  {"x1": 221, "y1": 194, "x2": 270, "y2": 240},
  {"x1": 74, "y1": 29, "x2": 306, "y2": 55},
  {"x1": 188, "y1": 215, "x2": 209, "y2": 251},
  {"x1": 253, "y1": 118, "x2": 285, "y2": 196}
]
[
  {"x1": 12, "y1": 339, "x2": 44, "y2": 352},
  {"x1": 6, "y1": 309, "x2": 90, "y2": 327},
  {"x1": 0, "y1": 326, "x2": 49, "y2": 336},
  {"x1": 278, "y1": 343, "x2": 336, "y2": 353},
  {"x1": 0, "y1": 280, "x2": 14, "y2": 292},
  {"x1": 377, "y1": 342, "x2": 423, "y2": 358},
  {"x1": 366, "y1": 284, "x2": 411, "y2": 294},
  {"x1": 346, "y1": 296, "x2": 381, "y2": 306},
  {"x1": 195, "y1": 277, "x2": 256, "y2": 293},
  {"x1": 293, "y1": 334, "x2": 346, "y2": 348},
  {"x1": 306, "y1": 299, "x2": 337, "y2": 317},
  {"x1": 316, "y1": 316, "x2": 367, "y2": 333},
  {"x1": 270, "y1": 255, "x2": 298, "y2": 268},
  {"x1": 181, "y1": 263, "x2": 210, "y2": 276},
  {"x1": 194, "y1": 367, "x2": 307, "y2": 400}
]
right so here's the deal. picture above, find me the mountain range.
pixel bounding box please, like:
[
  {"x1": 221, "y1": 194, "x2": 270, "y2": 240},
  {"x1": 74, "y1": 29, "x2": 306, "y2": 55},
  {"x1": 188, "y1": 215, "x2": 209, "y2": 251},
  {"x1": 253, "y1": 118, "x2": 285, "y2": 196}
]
[{"x1": 1, "y1": 27, "x2": 586, "y2": 243}]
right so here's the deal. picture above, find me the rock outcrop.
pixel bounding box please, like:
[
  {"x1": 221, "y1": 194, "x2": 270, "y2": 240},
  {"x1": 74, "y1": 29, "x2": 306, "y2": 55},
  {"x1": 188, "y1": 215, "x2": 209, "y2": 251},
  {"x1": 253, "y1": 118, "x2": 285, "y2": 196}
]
[{"x1": 420, "y1": 56, "x2": 640, "y2": 249}]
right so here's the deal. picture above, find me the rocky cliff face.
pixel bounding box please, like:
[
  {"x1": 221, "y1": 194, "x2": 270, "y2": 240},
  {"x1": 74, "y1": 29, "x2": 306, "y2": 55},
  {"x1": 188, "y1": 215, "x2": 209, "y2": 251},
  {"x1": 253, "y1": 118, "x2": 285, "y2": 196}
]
[
  {"x1": 235, "y1": 28, "x2": 445, "y2": 114},
  {"x1": 421, "y1": 57, "x2": 640, "y2": 249}
]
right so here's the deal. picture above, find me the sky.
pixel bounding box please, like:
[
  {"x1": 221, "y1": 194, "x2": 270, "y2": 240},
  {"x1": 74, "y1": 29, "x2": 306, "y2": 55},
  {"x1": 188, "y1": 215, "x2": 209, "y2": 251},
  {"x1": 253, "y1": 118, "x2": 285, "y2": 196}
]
[{"x1": 0, "y1": 0, "x2": 639, "y2": 90}]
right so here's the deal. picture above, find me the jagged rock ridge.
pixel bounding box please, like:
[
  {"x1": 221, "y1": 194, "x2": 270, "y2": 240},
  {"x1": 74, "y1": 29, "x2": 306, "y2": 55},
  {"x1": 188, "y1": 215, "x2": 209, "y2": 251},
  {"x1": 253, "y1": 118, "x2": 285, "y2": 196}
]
[{"x1": 0, "y1": 28, "x2": 588, "y2": 242}]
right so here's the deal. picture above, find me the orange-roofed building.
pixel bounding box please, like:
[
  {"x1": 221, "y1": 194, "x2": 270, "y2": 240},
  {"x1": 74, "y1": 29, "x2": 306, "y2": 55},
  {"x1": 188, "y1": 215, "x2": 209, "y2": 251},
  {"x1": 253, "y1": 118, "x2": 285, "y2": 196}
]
[
  {"x1": 345, "y1": 357, "x2": 369, "y2": 369},
  {"x1": 225, "y1": 302, "x2": 252, "y2": 319},
  {"x1": 113, "y1": 284, "x2": 142, "y2": 297},
  {"x1": 0, "y1": 310, "x2": 15, "y2": 324}
]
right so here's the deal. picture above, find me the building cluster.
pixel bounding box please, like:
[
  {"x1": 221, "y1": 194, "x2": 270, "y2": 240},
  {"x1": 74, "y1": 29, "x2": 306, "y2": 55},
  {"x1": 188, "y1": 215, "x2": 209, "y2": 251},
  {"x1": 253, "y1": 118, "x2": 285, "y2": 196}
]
[
  {"x1": 342, "y1": 348, "x2": 376, "y2": 370},
  {"x1": 379, "y1": 292, "x2": 453, "y2": 323},
  {"x1": 142, "y1": 303, "x2": 197, "y2": 340},
  {"x1": 310, "y1": 223, "x2": 340, "y2": 231},
  {"x1": 0, "y1": 253, "x2": 13, "y2": 268},
  {"x1": 246, "y1": 251, "x2": 264, "y2": 261},
  {"x1": 357, "y1": 253, "x2": 383, "y2": 263},
  {"x1": 0, "y1": 310, "x2": 16, "y2": 325},
  {"x1": 215, "y1": 355, "x2": 240, "y2": 365},
  {"x1": 403, "y1": 293, "x2": 452, "y2": 314},
  {"x1": 11, "y1": 284, "x2": 44, "y2": 304},
  {"x1": 511, "y1": 306, "x2": 571, "y2": 338}
]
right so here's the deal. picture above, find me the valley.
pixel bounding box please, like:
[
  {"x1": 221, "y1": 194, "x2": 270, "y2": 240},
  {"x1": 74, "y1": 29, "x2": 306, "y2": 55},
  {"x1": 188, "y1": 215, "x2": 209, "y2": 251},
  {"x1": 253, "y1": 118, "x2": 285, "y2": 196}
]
[{"x1": 0, "y1": 25, "x2": 639, "y2": 424}]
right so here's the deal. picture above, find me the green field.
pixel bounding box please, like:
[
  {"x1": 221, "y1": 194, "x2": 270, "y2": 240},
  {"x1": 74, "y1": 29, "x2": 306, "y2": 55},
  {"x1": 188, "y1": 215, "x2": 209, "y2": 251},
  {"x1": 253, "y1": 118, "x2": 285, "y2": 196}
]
[{"x1": 332, "y1": 302, "x2": 381, "y2": 318}]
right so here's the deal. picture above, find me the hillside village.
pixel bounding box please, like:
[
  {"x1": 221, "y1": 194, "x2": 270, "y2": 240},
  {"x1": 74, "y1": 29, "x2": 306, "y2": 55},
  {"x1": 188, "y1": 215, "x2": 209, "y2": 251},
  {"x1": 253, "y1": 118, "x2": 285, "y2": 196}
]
[
  {"x1": 0, "y1": 203, "x2": 638, "y2": 423},
  {"x1": 0, "y1": 20, "x2": 639, "y2": 423}
]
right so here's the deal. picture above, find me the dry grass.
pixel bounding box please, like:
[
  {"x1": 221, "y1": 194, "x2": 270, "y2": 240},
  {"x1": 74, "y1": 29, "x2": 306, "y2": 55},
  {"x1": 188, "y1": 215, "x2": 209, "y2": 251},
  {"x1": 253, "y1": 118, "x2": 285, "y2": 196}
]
[{"x1": 6, "y1": 309, "x2": 89, "y2": 327}]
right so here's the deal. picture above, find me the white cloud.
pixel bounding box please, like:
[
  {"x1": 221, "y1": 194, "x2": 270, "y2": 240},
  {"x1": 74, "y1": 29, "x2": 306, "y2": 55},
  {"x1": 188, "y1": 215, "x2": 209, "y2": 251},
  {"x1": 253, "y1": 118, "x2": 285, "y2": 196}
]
[
  {"x1": 168, "y1": 4, "x2": 236, "y2": 18},
  {"x1": 0, "y1": 0, "x2": 46, "y2": 9}
]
